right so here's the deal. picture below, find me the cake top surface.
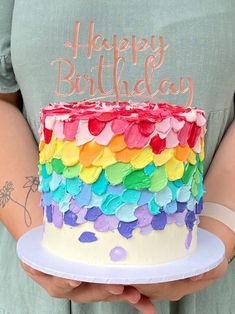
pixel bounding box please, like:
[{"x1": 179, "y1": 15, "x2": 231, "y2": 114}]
[{"x1": 41, "y1": 101, "x2": 205, "y2": 123}]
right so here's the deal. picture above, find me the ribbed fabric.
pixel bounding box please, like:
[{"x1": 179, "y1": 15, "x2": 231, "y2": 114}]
[{"x1": 202, "y1": 202, "x2": 235, "y2": 233}]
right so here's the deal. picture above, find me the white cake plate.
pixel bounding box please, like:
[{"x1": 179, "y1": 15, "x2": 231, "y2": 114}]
[{"x1": 17, "y1": 226, "x2": 225, "y2": 284}]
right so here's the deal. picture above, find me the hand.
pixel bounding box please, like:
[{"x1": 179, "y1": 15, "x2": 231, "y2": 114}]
[
  {"x1": 134, "y1": 215, "x2": 234, "y2": 301},
  {"x1": 134, "y1": 257, "x2": 228, "y2": 301},
  {"x1": 21, "y1": 262, "x2": 156, "y2": 314}
]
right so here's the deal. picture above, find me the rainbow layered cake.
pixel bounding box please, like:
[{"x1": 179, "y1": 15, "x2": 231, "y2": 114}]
[{"x1": 38, "y1": 101, "x2": 206, "y2": 265}]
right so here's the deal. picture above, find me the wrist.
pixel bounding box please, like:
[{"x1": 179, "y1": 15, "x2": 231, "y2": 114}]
[{"x1": 199, "y1": 216, "x2": 235, "y2": 262}]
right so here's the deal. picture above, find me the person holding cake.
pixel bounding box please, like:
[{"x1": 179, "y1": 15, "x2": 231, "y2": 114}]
[{"x1": 0, "y1": 0, "x2": 235, "y2": 314}]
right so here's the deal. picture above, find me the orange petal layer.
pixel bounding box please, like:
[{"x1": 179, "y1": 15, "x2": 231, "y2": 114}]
[
  {"x1": 115, "y1": 147, "x2": 140, "y2": 163},
  {"x1": 109, "y1": 135, "x2": 127, "y2": 152},
  {"x1": 175, "y1": 145, "x2": 191, "y2": 161},
  {"x1": 80, "y1": 141, "x2": 103, "y2": 167}
]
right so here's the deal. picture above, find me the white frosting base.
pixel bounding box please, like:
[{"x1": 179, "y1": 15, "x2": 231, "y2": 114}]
[{"x1": 43, "y1": 222, "x2": 197, "y2": 265}]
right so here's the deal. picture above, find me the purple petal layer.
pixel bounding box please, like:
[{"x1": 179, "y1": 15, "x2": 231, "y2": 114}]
[
  {"x1": 118, "y1": 220, "x2": 138, "y2": 239},
  {"x1": 76, "y1": 207, "x2": 87, "y2": 224},
  {"x1": 135, "y1": 204, "x2": 153, "y2": 227},
  {"x1": 46, "y1": 205, "x2": 53, "y2": 223},
  {"x1": 185, "y1": 211, "x2": 196, "y2": 230},
  {"x1": 94, "y1": 214, "x2": 119, "y2": 232},
  {"x1": 64, "y1": 210, "x2": 78, "y2": 226},
  {"x1": 195, "y1": 197, "x2": 203, "y2": 214},
  {"x1": 185, "y1": 230, "x2": 193, "y2": 249},
  {"x1": 52, "y1": 204, "x2": 63, "y2": 228},
  {"x1": 140, "y1": 224, "x2": 153, "y2": 234},
  {"x1": 85, "y1": 207, "x2": 103, "y2": 221},
  {"x1": 177, "y1": 202, "x2": 187, "y2": 213},
  {"x1": 151, "y1": 211, "x2": 167, "y2": 230},
  {"x1": 79, "y1": 231, "x2": 97, "y2": 243}
]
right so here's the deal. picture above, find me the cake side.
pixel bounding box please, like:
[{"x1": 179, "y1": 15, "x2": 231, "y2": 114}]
[
  {"x1": 43, "y1": 223, "x2": 197, "y2": 265},
  {"x1": 38, "y1": 101, "x2": 206, "y2": 265}
]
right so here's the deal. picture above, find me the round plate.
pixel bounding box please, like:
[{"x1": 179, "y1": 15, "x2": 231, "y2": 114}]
[{"x1": 17, "y1": 226, "x2": 225, "y2": 284}]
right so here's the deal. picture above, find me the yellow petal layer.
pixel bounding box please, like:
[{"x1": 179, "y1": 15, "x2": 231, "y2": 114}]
[
  {"x1": 92, "y1": 147, "x2": 116, "y2": 168},
  {"x1": 187, "y1": 149, "x2": 197, "y2": 165},
  {"x1": 53, "y1": 140, "x2": 65, "y2": 159},
  {"x1": 131, "y1": 147, "x2": 153, "y2": 169},
  {"x1": 39, "y1": 150, "x2": 46, "y2": 164},
  {"x1": 153, "y1": 148, "x2": 174, "y2": 166},
  {"x1": 61, "y1": 141, "x2": 80, "y2": 166},
  {"x1": 44, "y1": 134, "x2": 56, "y2": 162},
  {"x1": 199, "y1": 139, "x2": 205, "y2": 161},
  {"x1": 165, "y1": 157, "x2": 184, "y2": 181},
  {"x1": 39, "y1": 141, "x2": 45, "y2": 152},
  {"x1": 79, "y1": 166, "x2": 102, "y2": 184}
]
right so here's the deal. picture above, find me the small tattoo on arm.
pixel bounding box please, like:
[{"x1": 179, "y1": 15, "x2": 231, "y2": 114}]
[{"x1": 0, "y1": 176, "x2": 39, "y2": 227}]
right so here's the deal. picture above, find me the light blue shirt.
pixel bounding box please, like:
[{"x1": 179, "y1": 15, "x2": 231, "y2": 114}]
[{"x1": 0, "y1": 0, "x2": 235, "y2": 313}]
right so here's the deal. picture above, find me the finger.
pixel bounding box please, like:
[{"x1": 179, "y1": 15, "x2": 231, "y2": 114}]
[
  {"x1": 200, "y1": 258, "x2": 228, "y2": 281},
  {"x1": 22, "y1": 267, "x2": 81, "y2": 297},
  {"x1": 22, "y1": 270, "x2": 71, "y2": 298},
  {"x1": 190, "y1": 274, "x2": 204, "y2": 281},
  {"x1": 20, "y1": 262, "x2": 45, "y2": 276},
  {"x1": 120, "y1": 286, "x2": 141, "y2": 304},
  {"x1": 52, "y1": 276, "x2": 81, "y2": 289},
  {"x1": 106, "y1": 286, "x2": 141, "y2": 303},
  {"x1": 106, "y1": 286, "x2": 141, "y2": 304},
  {"x1": 107, "y1": 293, "x2": 156, "y2": 314},
  {"x1": 190, "y1": 258, "x2": 228, "y2": 282},
  {"x1": 21, "y1": 262, "x2": 81, "y2": 290},
  {"x1": 104, "y1": 284, "x2": 125, "y2": 295},
  {"x1": 70, "y1": 283, "x2": 112, "y2": 303},
  {"x1": 168, "y1": 276, "x2": 220, "y2": 300},
  {"x1": 131, "y1": 296, "x2": 156, "y2": 314}
]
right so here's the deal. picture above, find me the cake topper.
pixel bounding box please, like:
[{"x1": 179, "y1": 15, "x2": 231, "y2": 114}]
[{"x1": 51, "y1": 21, "x2": 193, "y2": 107}]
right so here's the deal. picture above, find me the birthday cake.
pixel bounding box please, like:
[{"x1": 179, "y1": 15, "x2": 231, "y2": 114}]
[{"x1": 38, "y1": 101, "x2": 206, "y2": 265}]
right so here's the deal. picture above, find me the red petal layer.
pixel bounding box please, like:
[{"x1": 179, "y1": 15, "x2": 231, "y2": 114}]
[
  {"x1": 138, "y1": 120, "x2": 155, "y2": 136},
  {"x1": 96, "y1": 112, "x2": 117, "y2": 122},
  {"x1": 178, "y1": 121, "x2": 193, "y2": 146},
  {"x1": 150, "y1": 134, "x2": 166, "y2": 154},
  {"x1": 88, "y1": 118, "x2": 106, "y2": 136},
  {"x1": 44, "y1": 128, "x2": 53, "y2": 144},
  {"x1": 188, "y1": 123, "x2": 201, "y2": 148}
]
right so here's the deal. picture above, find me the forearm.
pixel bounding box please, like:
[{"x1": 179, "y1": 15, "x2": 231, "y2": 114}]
[
  {"x1": 200, "y1": 121, "x2": 235, "y2": 259},
  {"x1": 204, "y1": 121, "x2": 235, "y2": 209},
  {"x1": 0, "y1": 99, "x2": 43, "y2": 240}
]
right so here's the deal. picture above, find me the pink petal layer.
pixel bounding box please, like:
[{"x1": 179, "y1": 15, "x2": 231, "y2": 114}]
[
  {"x1": 111, "y1": 119, "x2": 130, "y2": 134},
  {"x1": 155, "y1": 118, "x2": 171, "y2": 133},
  {"x1": 166, "y1": 129, "x2": 179, "y2": 148},
  {"x1": 76, "y1": 120, "x2": 94, "y2": 145},
  {"x1": 171, "y1": 118, "x2": 185, "y2": 132},
  {"x1": 54, "y1": 120, "x2": 65, "y2": 140},
  {"x1": 124, "y1": 123, "x2": 150, "y2": 148},
  {"x1": 95, "y1": 122, "x2": 114, "y2": 145},
  {"x1": 64, "y1": 120, "x2": 79, "y2": 140}
]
